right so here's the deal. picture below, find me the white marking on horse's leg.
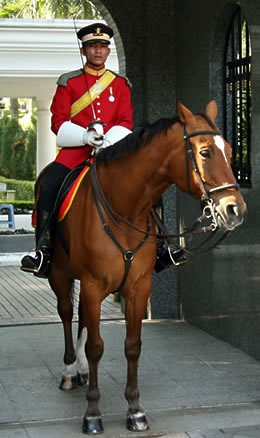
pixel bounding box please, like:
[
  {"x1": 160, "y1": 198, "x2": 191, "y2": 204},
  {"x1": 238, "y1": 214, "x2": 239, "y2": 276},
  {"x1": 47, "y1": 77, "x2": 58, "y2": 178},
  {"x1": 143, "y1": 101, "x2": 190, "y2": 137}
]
[
  {"x1": 62, "y1": 360, "x2": 77, "y2": 377},
  {"x1": 77, "y1": 327, "x2": 88, "y2": 374},
  {"x1": 214, "y1": 135, "x2": 229, "y2": 166}
]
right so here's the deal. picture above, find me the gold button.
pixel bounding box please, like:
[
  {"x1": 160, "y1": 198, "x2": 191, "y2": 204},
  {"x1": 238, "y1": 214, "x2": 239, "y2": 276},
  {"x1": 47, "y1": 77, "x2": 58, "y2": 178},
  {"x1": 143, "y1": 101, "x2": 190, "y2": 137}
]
[
  {"x1": 97, "y1": 110, "x2": 101, "y2": 113},
  {"x1": 97, "y1": 102, "x2": 101, "y2": 106}
]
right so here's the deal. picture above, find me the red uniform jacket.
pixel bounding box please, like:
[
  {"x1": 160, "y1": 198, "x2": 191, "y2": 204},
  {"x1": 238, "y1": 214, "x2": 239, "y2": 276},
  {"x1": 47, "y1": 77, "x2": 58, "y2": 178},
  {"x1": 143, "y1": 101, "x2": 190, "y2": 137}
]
[{"x1": 50, "y1": 67, "x2": 133, "y2": 169}]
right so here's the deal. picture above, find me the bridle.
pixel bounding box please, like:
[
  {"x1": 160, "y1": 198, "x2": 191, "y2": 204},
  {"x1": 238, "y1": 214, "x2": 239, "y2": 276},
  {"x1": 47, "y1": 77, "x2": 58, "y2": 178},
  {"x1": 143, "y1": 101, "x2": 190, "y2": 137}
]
[
  {"x1": 184, "y1": 127, "x2": 239, "y2": 233},
  {"x1": 90, "y1": 124, "x2": 240, "y2": 284}
]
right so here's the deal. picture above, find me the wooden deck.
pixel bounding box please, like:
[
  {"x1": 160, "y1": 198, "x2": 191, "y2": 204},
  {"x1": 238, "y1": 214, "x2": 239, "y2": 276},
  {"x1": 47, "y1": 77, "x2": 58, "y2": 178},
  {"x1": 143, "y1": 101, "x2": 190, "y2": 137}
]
[{"x1": 0, "y1": 266, "x2": 124, "y2": 326}]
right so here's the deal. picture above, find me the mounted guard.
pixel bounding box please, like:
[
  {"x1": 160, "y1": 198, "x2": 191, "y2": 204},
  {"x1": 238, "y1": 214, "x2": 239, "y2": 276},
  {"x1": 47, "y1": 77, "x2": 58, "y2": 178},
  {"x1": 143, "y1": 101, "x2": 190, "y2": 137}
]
[{"x1": 21, "y1": 21, "x2": 185, "y2": 278}]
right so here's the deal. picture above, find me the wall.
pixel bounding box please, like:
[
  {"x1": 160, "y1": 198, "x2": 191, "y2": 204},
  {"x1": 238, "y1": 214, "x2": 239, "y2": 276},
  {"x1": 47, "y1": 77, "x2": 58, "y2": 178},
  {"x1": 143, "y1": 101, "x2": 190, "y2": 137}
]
[
  {"x1": 175, "y1": 0, "x2": 260, "y2": 360},
  {"x1": 94, "y1": 0, "x2": 179, "y2": 319}
]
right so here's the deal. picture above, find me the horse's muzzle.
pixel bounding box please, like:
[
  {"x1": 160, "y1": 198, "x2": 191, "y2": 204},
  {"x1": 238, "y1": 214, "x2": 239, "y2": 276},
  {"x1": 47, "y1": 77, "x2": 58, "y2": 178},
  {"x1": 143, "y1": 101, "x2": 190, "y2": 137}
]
[{"x1": 215, "y1": 197, "x2": 247, "y2": 231}]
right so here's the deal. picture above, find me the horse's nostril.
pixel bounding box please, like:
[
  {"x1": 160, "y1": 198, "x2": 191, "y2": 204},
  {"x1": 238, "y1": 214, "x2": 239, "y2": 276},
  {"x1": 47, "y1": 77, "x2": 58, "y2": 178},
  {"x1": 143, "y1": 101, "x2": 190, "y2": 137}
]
[{"x1": 226, "y1": 204, "x2": 240, "y2": 218}]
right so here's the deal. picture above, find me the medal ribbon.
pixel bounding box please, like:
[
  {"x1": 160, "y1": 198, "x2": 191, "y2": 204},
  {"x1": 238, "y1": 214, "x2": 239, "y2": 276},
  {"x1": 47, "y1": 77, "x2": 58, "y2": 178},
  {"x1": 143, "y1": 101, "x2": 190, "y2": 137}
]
[{"x1": 70, "y1": 70, "x2": 116, "y2": 119}]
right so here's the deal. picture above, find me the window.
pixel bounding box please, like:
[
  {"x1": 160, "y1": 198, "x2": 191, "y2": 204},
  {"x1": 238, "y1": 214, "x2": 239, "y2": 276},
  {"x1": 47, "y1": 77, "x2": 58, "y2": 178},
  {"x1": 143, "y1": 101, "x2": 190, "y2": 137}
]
[{"x1": 223, "y1": 7, "x2": 251, "y2": 187}]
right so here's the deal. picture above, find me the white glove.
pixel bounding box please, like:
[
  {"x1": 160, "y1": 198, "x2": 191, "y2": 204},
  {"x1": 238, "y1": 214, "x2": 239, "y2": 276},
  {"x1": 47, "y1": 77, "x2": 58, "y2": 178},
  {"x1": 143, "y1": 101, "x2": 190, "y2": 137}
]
[
  {"x1": 83, "y1": 129, "x2": 104, "y2": 147},
  {"x1": 104, "y1": 126, "x2": 132, "y2": 145},
  {"x1": 97, "y1": 126, "x2": 132, "y2": 152},
  {"x1": 57, "y1": 122, "x2": 130, "y2": 149}
]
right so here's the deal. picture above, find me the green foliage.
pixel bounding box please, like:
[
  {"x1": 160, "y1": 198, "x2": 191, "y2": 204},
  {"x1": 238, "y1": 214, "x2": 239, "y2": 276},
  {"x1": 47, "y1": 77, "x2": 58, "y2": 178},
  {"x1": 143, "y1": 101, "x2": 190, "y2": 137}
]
[
  {"x1": 0, "y1": 112, "x2": 36, "y2": 181},
  {"x1": 0, "y1": 116, "x2": 25, "y2": 178},
  {"x1": 2, "y1": 200, "x2": 35, "y2": 214},
  {"x1": 23, "y1": 115, "x2": 36, "y2": 181},
  {"x1": 0, "y1": 176, "x2": 34, "y2": 201},
  {"x1": 0, "y1": 0, "x2": 101, "y2": 19},
  {"x1": 0, "y1": 113, "x2": 9, "y2": 140},
  {"x1": 11, "y1": 136, "x2": 27, "y2": 180}
]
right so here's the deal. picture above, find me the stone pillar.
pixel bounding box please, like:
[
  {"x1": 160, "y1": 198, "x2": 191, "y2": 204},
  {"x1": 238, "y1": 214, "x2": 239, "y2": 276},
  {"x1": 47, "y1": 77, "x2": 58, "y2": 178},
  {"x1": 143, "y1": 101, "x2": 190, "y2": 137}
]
[{"x1": 36, "y1": 99, "x2": 56, "y2": 175}]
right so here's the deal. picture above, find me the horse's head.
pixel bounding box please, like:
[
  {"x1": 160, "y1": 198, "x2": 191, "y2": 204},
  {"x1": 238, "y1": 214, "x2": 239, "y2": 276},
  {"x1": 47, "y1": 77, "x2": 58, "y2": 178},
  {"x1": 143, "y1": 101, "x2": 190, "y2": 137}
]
[{"x1": 177, "y1": 100, "x2": 247, "y2": 231}]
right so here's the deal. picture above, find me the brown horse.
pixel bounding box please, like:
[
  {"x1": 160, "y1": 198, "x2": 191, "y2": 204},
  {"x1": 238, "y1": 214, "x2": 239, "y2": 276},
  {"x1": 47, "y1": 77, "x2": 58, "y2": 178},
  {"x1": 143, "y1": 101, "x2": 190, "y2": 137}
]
[{"x1": 46, "y1": 100, "x2": 246, "y2": 434}]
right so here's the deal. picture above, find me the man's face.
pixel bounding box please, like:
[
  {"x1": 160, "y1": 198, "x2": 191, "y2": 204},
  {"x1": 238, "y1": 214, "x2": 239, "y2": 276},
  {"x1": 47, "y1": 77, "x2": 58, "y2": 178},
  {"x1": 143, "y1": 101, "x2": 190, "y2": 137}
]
[{"x1": 82, "y1": 42, "x2": 110, "y2": 68}]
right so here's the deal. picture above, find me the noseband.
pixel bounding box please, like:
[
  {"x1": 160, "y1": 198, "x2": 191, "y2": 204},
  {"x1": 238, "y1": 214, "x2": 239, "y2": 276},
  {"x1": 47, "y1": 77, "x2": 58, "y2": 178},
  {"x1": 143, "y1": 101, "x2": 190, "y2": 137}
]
[{"x1": 184, "y1": 127, "x2": 239, "y2": 231}]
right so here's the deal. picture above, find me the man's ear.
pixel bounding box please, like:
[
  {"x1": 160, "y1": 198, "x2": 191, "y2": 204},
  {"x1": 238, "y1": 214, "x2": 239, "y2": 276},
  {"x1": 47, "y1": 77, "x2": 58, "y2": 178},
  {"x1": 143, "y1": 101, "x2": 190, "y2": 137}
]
[{"x1": 80, "y1": 46, "x2": 86, "y2": 57}]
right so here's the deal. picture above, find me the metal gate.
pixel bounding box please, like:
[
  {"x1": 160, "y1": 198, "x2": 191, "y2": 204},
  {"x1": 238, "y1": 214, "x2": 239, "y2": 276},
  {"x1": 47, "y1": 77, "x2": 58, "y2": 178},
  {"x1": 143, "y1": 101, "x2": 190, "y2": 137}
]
[{"x1": 223, "y1": 7, "x2": 252, "y2": 187}]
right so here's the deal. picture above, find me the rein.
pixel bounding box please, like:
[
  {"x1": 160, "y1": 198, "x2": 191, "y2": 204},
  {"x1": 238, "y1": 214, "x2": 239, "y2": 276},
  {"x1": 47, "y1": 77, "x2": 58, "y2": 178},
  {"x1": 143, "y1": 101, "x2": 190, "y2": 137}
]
[{"x1": 90, "y1": 125, "x2": 240, "y2": 268}]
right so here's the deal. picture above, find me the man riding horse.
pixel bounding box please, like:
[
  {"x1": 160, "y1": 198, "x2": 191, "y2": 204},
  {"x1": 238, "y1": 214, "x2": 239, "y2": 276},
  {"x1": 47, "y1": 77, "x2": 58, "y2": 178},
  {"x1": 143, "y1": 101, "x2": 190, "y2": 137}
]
[{"x1": 21, "y1": 22, "x2": 183, "y2": 278}]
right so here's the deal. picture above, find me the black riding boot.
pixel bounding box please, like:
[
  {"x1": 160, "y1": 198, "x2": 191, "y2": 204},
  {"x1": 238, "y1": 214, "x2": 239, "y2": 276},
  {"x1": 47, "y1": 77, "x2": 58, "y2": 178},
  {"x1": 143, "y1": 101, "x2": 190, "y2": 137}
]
[
  {"x1": 20, "y1": 210, "x2": 53, "y2": 279},
  {"x1": 154, "y1": 240, "x2": 187, "y2": 273}
]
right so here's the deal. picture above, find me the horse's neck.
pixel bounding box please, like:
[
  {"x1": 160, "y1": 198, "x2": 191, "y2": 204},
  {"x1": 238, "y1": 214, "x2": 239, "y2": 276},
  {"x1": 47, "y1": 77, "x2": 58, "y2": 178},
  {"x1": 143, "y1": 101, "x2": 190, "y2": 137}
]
[{"x1": 99, "y1": 131, "x2": 180, "y2": 220}]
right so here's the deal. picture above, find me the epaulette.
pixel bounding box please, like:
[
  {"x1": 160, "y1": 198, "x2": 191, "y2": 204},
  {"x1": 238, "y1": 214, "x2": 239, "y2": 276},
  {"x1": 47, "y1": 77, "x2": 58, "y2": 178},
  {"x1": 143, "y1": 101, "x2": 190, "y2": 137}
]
[
  {"x1": 57, "y1": 69, "x2": 83, "y2": 87},
  {"x1": 107, "y1": 69, "x2": 132, "y2": 89}
]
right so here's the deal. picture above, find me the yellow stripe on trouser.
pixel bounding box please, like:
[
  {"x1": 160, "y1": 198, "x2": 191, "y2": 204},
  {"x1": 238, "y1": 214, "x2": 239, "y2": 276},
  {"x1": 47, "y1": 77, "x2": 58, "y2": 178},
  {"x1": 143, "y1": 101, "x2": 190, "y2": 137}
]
[{"x1": 70, "y1": 71, "x2": 116, "y2": 118}]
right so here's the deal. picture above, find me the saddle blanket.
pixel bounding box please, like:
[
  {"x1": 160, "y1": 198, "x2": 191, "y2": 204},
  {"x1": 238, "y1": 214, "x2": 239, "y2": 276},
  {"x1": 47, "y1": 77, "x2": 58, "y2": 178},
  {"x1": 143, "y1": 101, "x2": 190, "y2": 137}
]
[{"x1": 32, "y1": 165, "x2": 90, "y2": 227}]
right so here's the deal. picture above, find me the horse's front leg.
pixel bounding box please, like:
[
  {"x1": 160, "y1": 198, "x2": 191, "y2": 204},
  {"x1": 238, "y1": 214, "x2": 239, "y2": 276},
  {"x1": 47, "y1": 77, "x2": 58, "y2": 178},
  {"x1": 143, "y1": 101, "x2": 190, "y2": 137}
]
[
  {"x1": 124, "y1": 278, "x2": 151, "y2": 432},
  {"x1": 80, "y1": 281, "x2": 104, "y2": 435}
]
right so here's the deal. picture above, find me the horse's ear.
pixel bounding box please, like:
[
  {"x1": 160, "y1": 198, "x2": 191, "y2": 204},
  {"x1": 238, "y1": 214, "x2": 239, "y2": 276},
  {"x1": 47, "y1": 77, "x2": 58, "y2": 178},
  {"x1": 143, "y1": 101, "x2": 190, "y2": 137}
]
[
  {"x1": 177, "y1": 101, "x2": 194, "y2": 123},
  {"x1": 205, "y1": 99, "x2": 218, "y2": 123}
]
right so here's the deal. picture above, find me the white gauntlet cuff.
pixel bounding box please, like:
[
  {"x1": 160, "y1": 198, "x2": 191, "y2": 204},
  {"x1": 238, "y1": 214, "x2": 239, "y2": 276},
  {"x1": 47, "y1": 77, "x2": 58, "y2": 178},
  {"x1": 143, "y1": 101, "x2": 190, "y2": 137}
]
[
  {"x1": 104, "y1": 126, "x2": 132, "y2": 147},
  {"x1": 56, "y1": 121, "x2": 85, "y2": 147}
]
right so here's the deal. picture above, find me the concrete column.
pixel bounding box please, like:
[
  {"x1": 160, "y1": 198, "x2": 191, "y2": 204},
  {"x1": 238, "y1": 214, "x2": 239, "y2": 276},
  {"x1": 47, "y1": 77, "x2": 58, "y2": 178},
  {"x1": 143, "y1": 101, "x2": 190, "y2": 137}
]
[{"x1": 36, "y1": 99, "x2": 56, "y2": 175}]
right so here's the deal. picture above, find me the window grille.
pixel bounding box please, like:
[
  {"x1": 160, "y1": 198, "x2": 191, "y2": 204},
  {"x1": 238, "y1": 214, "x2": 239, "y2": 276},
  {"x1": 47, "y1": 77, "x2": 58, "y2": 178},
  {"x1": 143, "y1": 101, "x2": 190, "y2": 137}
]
[{"x1": 223, "y1": 7, "x2": 251, "y2": 187}]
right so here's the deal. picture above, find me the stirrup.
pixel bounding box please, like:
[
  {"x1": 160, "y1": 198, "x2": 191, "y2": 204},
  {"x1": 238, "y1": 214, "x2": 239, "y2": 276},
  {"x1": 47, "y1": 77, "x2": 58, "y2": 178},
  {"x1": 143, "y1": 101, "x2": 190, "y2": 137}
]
[
  {"x1": 21, "y1": 249, "x2": 50, "y2": 278},
  {"x1": 20, "y1": 250, "x2": 42, "y2": 271},
  {"x1": 154, "y1": 244, "x2": 187, "y2": 273},
  {"x1": 167, "y1": 246, "x2": 187, "y2": 267}
]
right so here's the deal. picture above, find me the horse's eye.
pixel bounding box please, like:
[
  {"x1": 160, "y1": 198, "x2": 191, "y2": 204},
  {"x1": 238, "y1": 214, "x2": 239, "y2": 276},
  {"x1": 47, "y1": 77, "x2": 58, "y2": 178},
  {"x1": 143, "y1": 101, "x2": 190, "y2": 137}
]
[{"x1": 200, "y1": 149, "x2": 211, "y2": 159}]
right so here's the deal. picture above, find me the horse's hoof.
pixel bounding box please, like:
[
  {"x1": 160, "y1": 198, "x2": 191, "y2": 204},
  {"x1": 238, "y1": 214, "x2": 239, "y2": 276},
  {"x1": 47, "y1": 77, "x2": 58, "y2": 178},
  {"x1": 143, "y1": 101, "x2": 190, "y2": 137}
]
[
  {"x1": 77, "y1": 372, "x2": 88, "y2": 386},
  {"x1": 126, "y1": 412, "x2": 149, "y2": 432},
  {"x1": 59, "y1": 374, "x2": 78, "y2": 391},
  {"x1": 82, "y1": 416, "x2": 104, "y2": 434}
]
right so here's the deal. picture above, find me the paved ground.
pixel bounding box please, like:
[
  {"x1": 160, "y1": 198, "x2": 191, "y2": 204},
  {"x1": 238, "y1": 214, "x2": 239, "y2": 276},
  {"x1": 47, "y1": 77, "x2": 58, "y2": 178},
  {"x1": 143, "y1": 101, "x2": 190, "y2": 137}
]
[
  {"x1": 0, "y1": 221, "x2": 259, "y2": 438},
  {"x1": 1, "y1": 318, "x2": 260, "y2": 438}
]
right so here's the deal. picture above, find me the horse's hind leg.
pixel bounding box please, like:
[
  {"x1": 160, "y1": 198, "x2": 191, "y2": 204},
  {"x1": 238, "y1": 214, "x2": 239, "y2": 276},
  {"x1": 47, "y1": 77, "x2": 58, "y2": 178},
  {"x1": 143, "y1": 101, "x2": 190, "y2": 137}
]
[
  {"x1": 124, "y1": 281, "x2": 151, "y2": 432},
  {"x1": 76, "y1": 300, "x2": 88, "y2": 387},
  {"x1": 49, "y1": 275, "x2": 78, "y2": 390}
]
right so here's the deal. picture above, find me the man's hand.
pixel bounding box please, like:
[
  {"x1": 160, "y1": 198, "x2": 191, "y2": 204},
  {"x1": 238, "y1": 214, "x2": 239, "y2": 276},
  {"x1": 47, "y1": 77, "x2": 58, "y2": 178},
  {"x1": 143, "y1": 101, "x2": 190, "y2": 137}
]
[{"x1": 83, "y1": 129, "x2": 104, "y2": 147}]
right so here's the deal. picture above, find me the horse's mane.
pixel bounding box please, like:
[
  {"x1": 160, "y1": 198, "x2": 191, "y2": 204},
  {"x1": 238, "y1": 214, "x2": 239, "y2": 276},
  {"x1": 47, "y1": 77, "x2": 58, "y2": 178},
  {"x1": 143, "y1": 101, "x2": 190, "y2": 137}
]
[
  {"x1": 95, "y1": 117, "x2": 180, "y2": 165},
  {"x1": 95, "y1": 112, "x2": 217, "y2": 165}
]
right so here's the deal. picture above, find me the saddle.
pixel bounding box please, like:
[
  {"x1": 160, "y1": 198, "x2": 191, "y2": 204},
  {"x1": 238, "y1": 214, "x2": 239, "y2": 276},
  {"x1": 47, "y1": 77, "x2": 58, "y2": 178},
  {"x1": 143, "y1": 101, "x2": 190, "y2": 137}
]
[
  {"x1": 57, "y1": 165, "x2": 90, "y2": 222},
  {"x1": 32, "y1": 163, "x2": 91, "y2": 228}
]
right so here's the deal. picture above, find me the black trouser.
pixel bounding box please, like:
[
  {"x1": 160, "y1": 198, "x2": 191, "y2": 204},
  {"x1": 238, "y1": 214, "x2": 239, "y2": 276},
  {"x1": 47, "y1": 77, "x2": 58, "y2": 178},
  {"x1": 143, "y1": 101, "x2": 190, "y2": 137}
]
[
  {"x1": 36, "y1": 162, "x2": 72, "y2": 246},
  {"x1": 37, "y1": 162, "x2": 71, "y2": 213}
]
